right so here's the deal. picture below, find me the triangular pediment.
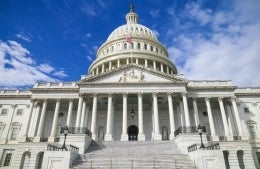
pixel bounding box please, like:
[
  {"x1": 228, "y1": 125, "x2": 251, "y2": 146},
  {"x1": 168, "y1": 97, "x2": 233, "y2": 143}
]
[{"x1": 80, "y1": 64, "x2": 187, "y2": 84}]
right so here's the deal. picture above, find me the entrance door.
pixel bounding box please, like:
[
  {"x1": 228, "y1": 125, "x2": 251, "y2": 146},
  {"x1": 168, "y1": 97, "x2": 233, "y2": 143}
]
[{"x1": 128, "y1": 125, "x2": 138, "y2": 141}]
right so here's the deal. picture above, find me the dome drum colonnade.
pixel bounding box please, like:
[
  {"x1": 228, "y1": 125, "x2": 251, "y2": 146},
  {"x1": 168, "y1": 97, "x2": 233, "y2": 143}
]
[{"x1": 88, "y1": 6, "x2": 177, "y2": 76}]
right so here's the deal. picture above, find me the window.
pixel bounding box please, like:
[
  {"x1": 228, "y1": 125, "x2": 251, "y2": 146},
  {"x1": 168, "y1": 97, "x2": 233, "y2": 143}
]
[
  {"x1": 1, "y1": 109, "x2": 8, "y2": 115},
  {"x1": 244, "y1": 107, "x2": 250, "y2": 113},
  {"x1": 10, "y1": 127, "x2": 19, "y2": 140},
  {"x1": 144, "y1": 44, "x2": 147, "y2": 50},
  {"x1": 137, "y1": 43, "x2": 141, "y2": 49},
  {"x1": 3, "y1": 153, "x2": 12, "y2": 166},
  {"x1": 0, "y1": 123, "x2": 5, "y2": 138},
  {"x1": 150, "y1": 46, "x2": 153, "y2": 51},
  {"x1": 124, "y1": 43, "x2": 127, "y2": 49},
  {"x1": 1, "y1": 150, "x2": 14, "y2": 167},
  {"x1": 16, "y1": 109, "x2": 23, "y2": 115}
]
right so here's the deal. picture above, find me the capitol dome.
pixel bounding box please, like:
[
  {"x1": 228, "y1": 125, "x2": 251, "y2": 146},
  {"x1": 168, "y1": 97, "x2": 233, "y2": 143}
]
[{"x1": 88, "y1": 5, "x2": 177, "y2": 76}]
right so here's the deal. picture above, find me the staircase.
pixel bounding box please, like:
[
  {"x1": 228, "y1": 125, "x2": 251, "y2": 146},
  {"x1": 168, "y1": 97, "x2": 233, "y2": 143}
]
[{"x1": 73, "y1": 141, "x2": 196, "y2": 169}]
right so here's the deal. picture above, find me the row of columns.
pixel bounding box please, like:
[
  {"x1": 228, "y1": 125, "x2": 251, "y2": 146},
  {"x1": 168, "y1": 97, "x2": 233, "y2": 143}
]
[
  {"x1": 92, "y1": 58, "x2": 174, "y2": 76},
  {"x1": 21, "y1": 93, "x2": 245, "y2": 142}
]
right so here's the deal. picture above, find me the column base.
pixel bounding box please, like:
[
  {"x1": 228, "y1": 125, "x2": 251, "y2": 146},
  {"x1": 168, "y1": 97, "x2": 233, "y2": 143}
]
[
  {"x1": 48, "y1": 136, "x2": 55, "y2": 142},
  {"x1": 19, "y1": 136, "x2": 27, "y2": 142},
  {"x1": 241, "y1": 135, "x2": 249, "y2": 140},
  {"x1": 33, "y1": 136, "x2": 41, "y2": 142},
  {"x1": 92, "y1": 134, "x2": 96, "y2": 141},
  {"x1": 0, "y1": 138, "x2": 7, "y2": 144},
  {"x1": 120, "y1": 134, "x2": 128, "y2": 141},
  {"x1": 153, "y1": 134, "x2": 162, "y2": 141},
  {"x1": 169, "y1": 134, "x2": 175, "y2": 140},
  {"x1": 226, "y1": 135, "x2": 233, "y2": 141},
  {"x1": 210, "y1": 135, "x2": 219, "y2": 141},
  {"x1": 104, "y1": 134, "x2": 113, "y2": 141},
  {"x1": 138, "y1": 134, "x2": 145, "y2": 141}
]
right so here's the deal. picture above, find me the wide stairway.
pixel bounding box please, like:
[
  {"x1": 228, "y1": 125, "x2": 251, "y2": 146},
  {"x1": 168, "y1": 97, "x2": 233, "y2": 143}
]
[{"x1": 73, "y1": 141, "x2": 195, "y2": 169}]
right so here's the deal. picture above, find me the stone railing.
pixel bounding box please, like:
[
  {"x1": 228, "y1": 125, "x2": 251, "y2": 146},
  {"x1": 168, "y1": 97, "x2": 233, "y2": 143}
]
[
  {"x1": 47, "y1": 144, "x2": 79, "y2": 153},
  {"x1": 188, "y1": 143, "x2": 220, "y2": 152},
  {"x1": 60, "y1": 127, "x2": 92, "y2": 137},
  {"x1": 188, "y1": 80, "x2": 233, "y2": 87},
  {"x1": 33, "y1": 82, "x2": 78, "y2": 88},
  {"x1": 174, "y1": 126, "x2": 206, "y2": 137},
  {"x1": 0, "y1": 90, "x2": 31, "y2": 95}
]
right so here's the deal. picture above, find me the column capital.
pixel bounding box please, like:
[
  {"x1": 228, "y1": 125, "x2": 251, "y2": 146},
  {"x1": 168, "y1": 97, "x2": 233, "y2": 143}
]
[
  {"x1": 192, "y1": 97, "x2": 198, "y2": 101},
  {"x1": 11, "y1": 104, "x2": 16, "y2": 108},
  {"x1": 108, "y1": 93, "x2": 113, "y2": 97},
  {"x1": 152, "y1": 92, "x2": 158, "y2": 96},
  {"x1": 69, "y1": 98, "x2": 74, "y2": 101},
  {"x1": 79, "y1": 93, "x2": 84, "y2": 97},
  {"x1": 205, "y1": 97, "x2": 211, "y2": 102},
  {"x1": 122, "y1": 92, "x2": 128, "y2": 97},
  {"x1": 218, "y1": 97, "x2": 224, "y2": 102},
  {"x1": 231, "y1": 96, "x2": 237, "y2": 102},
  {"x1": 181, "y1": 92, "x2": 188, "y2": 97},
  {"x1": 93, "y1": 92, "x2": 98, "y2": 97},
  {"x1": 167, "y1": 92, "x2": 173, "y2": 96},
  {"x1": 137, "y1": 92, "x2": 143, "y2": 96}
]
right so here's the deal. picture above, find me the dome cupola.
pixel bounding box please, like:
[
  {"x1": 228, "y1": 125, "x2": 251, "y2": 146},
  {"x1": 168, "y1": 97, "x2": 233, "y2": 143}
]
[{"x1": 88, "y1": 4, "x2": 177, "y2": 76}]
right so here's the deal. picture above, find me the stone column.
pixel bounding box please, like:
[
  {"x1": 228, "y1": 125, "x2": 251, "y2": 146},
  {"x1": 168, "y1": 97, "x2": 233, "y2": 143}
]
[
  {"x1": 136, "y1": 58, "x2": 139, "y2": 64},
  {"x1": 121, "y1": 93, "x2": 128, "y2": 141},
  {"x1": 91, "y1": 93, "x2": 98, "y2": 140},
  {"x1": 96, "y1": 67, "x2": 99, "y2": 75},
  {"x1": 160, "y1": 63, "x2": 164, "y2": 72},
  {"x1": 152, "y1": 93, "x2": 161, "y2": 140},
  {"x1": 20, "y1": 100, "x2": 35, "y2": 142},
  {"x1": 117, "y1": 59, "x2": 120, "y2": 68},
  {"x1": 167, "y1": 67, "x2": 169, "y2": 74},
  {"x1": 102, "y1": 64, "x2": 105, "y2": 73},
  {"x1": 179, "y1": 101, "x2": 185, "y2": 126},
  {"x1": 218, "y1": 97, "x2": 232, "y2": 140},
  {"x1": 80, "y1": 99, "x2": 87, "y2": 127},
  {"x1": 66, "y1": 99, "x2": 74, "y2": 127},
  {"x1": 75, "y1": 95, "x2": 83, "y2": 127},
  {"x1": 168, "y1": 93, "x2": 175, "y2": 140},
  {"x1": 182, "y1": 92, "x2": 190, "y2": 126},
  {"x1": 127, "y1": 58, "x2": 129, "y2": 64},
  {"x1": 105, "y1": 93, "x2": 113, "y2": 141},
  {"x1": 192, "y1": 98, "x2": 200, "y2": 126},
  {"x1": 109, "y1": 61, "x2": 112, "y2": 70},
  {"x1": 138, "y1": 93, "x2": 145, "y2": 141},
  {"x1": 49, "y1": 99, "x2": 61, "y2": 142},
  {"x1": 145, "y1": 59, "x2": 148, "y2": 67},
  {"x1": 205, "y1": 97, "x2": 218, "y2": 141},
  {"x1": 34, "y1": 99, "x2": 48, "y2": 142},
  {"x1": 153, "y1": 61, "x2": 156, "y2": 70},
  {"x1": 231, "y1": 97, "x2": 244, "y2": 138}
]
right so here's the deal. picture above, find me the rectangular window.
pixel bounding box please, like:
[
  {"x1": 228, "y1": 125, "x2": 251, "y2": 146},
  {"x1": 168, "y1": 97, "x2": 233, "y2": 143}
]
[
  {"x1": 3, "y1": 153, "x2": 12, "y2": 166},
  {"x1": 244, "y1": 107, "x2": 250, "y2": 113},
  {"x1": 249, "y1": 126, "x2": 256, "y2": 140},
  {"x1": 10, "y1": 127, "x2": 19, "y2": 140},
  {"x1": 1, "y1": 109, "x2": 8, "y2": 115},
  {"x1": 16, "y1": 109, "x2": 23, "y2": 115},
  {"x1": 0, "y1": 125, "x2": 5, "y2": 138}
]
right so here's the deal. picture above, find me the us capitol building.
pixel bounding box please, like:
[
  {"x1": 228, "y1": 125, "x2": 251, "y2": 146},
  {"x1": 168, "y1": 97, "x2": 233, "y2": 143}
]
[{"x1": 0, "y1": 5, "x2": 260, "y2": 169}]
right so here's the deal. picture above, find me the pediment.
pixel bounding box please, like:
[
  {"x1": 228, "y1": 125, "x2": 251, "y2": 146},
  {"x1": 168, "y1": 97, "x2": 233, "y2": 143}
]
[{"x1": 80, "y1": 64, "x2": 187, "y2": 84}]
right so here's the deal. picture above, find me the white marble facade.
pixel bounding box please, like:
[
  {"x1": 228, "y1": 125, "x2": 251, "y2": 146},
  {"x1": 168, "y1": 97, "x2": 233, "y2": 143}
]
[{"x1": 0, "y1": 5, "x2": 260, "y2": 169}]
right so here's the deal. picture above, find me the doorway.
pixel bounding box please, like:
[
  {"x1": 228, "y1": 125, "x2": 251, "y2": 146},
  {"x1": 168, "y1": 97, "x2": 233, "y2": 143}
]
[{"x1": 128, "y1": 125, "x2": 138, "y2": 141}]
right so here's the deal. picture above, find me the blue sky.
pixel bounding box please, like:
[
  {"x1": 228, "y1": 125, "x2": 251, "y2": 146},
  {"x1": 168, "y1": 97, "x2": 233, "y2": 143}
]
[{"x1": 0, "y1": 0, "x2": 260, "y2": 88}]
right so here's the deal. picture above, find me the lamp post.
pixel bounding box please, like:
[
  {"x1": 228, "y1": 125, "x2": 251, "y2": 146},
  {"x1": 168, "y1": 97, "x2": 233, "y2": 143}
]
[
  {"x1": 198, "y1": 125, "x2": 205, "y2": 148},
  {"x1": 61, "y1": 125, "x2": 69, "y2": 151}
]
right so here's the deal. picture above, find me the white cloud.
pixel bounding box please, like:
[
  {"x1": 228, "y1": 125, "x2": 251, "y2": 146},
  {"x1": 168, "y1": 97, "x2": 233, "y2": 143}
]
[
  {"x1": 149, "y1": 9, "x2": 160, "y2": 18},
  {"x1": 85, "y1": 33, "x2": 92, "y2": 38},
  {"x1": 16, "y1": 32, "x2": 32, "y2": 42},
  {"x1": 86, "y1": 55, "x2": 93, "y2": 61},
  {"x1": 166, "y1": 0, "x2": 260, "y2": 87},
  {"x1": 0, "y1": 40, "x2": 67, "y2": 87},
  {"x1": 53, "y1": 70, "x2": 67, "y2": 78},
  {"x1": 81, "y1": 5, "x2": 96, "y2": 16}
]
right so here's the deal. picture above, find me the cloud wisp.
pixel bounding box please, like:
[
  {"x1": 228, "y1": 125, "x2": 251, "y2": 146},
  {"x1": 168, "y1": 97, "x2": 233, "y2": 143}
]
[
  {"x1": 0, "y1": 40, "x2": 67, "y2": 88},
  {"x1": 166, "y1": 0, "x2": 260, "y2": 87}
]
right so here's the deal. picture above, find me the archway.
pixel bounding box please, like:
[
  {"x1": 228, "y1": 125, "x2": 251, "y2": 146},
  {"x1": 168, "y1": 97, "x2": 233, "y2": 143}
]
[
  {"x1": 128, "y1": 125, "x2": 138, "y2": 141},
  {"x1": 20, "y1": 151, "x2": 30, "y2": 169}
]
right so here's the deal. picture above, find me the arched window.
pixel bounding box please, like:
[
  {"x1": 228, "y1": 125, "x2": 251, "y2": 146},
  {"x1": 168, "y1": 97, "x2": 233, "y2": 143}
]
[
  {"x1": 223, "y1": 150, "x2": 230, "y2": 169},
  {"x1": 150, "y1": 46, "x2": 153, "y2": 51},
  {"x1": 237, "y1": 150, "x2": 245, "y2": 169},
  {"x1": 35, "y1": 152, "x2": 44, "y2": 169},
  {"x1": 20, "y1": 151, "x2": 30, "y2": 169}
]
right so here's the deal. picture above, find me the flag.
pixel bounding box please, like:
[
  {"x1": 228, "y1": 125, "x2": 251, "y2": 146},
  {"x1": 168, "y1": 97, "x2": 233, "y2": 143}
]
[{"x1": 126, "y1": 35, "x2": 133, "y2": 44}]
